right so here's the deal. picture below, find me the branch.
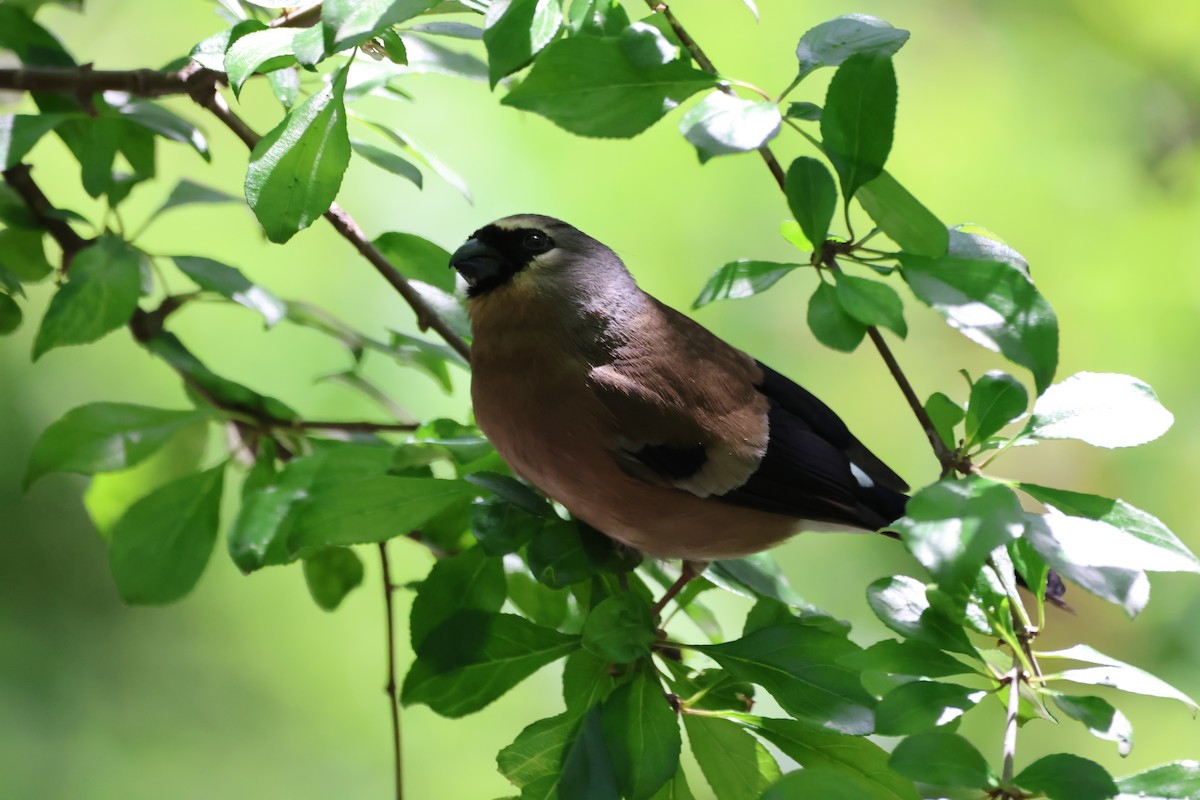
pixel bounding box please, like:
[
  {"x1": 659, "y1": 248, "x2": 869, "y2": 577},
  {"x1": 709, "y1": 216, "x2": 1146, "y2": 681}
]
[
  {"x1": 0, "y1": 64, "x2": 222, "y2": 101},
  {"x1": 270, "y1": 3, "x2": 323, "y2": 29},
  {"x1": 378, "y1": 541, "x2": 404, "y2": 800},
  {"x1": 644, "y1": 0, "x2": 949, "y2": 472},
  {"x1": 1, "y1": 163, "x2": 90, "y2": 270}
]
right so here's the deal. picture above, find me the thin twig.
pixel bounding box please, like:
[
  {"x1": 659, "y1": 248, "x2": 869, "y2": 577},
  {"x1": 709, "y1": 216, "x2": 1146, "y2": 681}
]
[
  {"x1": 1000, "y1": 666, "x2": 1021, "y2": 789},
  {"x1": 1, "y1": 164, "x2": 91, "y2": 270},
  {"x1": 269, "y1": 2, "x2": 322, "y2": 28},
  {"x1": 378, "y1": 541, "x2": 404, "y2": 800}
]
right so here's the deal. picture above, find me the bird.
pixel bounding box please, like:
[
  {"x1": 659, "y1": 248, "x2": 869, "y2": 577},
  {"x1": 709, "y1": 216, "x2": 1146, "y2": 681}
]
[{"x1": 449, "y1": 213, "x2": 910, "y2": 606}]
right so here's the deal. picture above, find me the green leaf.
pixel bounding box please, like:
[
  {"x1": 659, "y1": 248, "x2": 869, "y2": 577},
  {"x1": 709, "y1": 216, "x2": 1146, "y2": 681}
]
[
  {"x1": 582, "y1": 593, "x2": 656, "y2": 664},
  {"x1": 108, "y1": 465, "x2": 225, "y2": 605},
  {"x1": 483, "y1": 0, "x2": 563, "y2": 86},
  {"x1": 401, "y1": 610, "x2": 578, "y2": 717},
  {"x1": 173, "y1": 255, "x2": 286, "y2": 326},
  {"x1": 108, "y1": 96, "x2": 209, "y2": 162},
  {"x1": 841, "y1": 638, "x2": 974, "y2": 680},
  {"x1": 471, "y1": 496, "x2": 545, "y2": 555},
  {"x1": 785, "y1": 157, "x2": 837, "y2": 247},
  {"x1": 692, "y1": 260, "x2": 800, "y2": 309},
  {"x1": 874, "y1": 681, "x2": 983, "y2": 735},
  {"x1": 465, "y1": 471, "x2": 554, "y2": 517},
  {"x1": 820, "y1": 53, "x2": 896, "y2": 201},
  {"x1": 856, "y1": 170, "x2": 948, "y2": 257},
  {"x1": 1051, "y1": 693, "x2": 1133, "y2": 757},
  {"x1": 410, "y1": 546, "x2": 506, "y2": 649},
  {"x1": 563, "y1": 649, "x2": 620, "y2": 714},
  {"x1": 696, "y1": 621, "x2": 875, "y2": 734},
  {"x1": 760, "y1": 770, "x2": 875, "y2": 800},
  {"x1": 949, "y1": 224, "x2": 1029, "y2": 274},
  {"x1": 322, "y1": 0, "x2": 439, "y2": 53},
  {"x1": 25, "y1": 402, "x2": 207, "y2": 489},
  {"x1": 649, "y1": 770, "x2": 695, "y2": 800},
  {"x1": 0, "y1": 227, "x2": 53, "y2": 281},
  {"x1": 795, "y1": 14, "x2": 909, "y2": 79},
  {"x1": 601, "y1": 670, "x2": 681, "y2": 800},
  {"x1": 1116, "y1": 761, "x2": 1200, "y2": 800},
  {"x1": 1037, "y1": 644, "x2": 1198, "y2": 711},
  {"x1": 785, "y1": 101, "x2": 822, "y2": 121},
  {"x1": 1027, "y1": 372, "x2": 1173, "y2": 448},
  {"x1": 351, "y1": 140, "x2": 423, "y2": 188},
  {"x1": 965, "y1": 370, "x2": 1027, "y2": 446},
  {"x1": 227, "y1": 449, "x2": 325, "y2": 572},
  {"x1": 372, "y1": 231, "x2": 455, "y2": 291},
  {"x1": 924, "y1": 392, "x2": 963, "y2": 450},
  {"x1": 866, "y1": 575, "x2": 978, "y2": 656},
  {"x1": 559, "y1": 706, "x2": 620, "y2": 800},
  {"x1": 834, "y1": 273, "x2": 907, "y2": 337},
  {"x1": 779, "y1": 219, "x2": 813, "y2": 252},
  {"x1": 887, "y1": 731, "x2": 994, "y2": 789},
  {"x1": 808, "y1": 280, "x2": 866, "y2": 351},
  {"x1": 151, "y1": 178, "x2": 238, "y2": 220},
  {"x1": 1018, "y1": 483, "x2": 1200, "y2": 574},
  {"x1": 1023, "y1": 513, "x2": 1150, "y2": 617},
  {"x1": 501, "y1": 35, "x2": 716, "y2": 138},
  {"x1": 0, "y1": 292, "x2": 22, "y2": 335},
  {"x1": 525, "y1": 519, "x2": 626, "y2": 588},
  {"x1": 897, "y1": 474, "x2": 1017, "y2": 594},
  {"x1": 267, "y1": 67, "x2": 301, "y2": 109},
  {"x1": 225, "y1": 24, "x2": 300, "y2": 94},
  {"x1": 302, "y1": 546, "x2": 364, "y2": 610},
  {"x1": 684, "y1": 715, "x2": 781, "y2": 800},
  {"x1": 0, "y1": 112, "x2": 78, "y2": 167},
  {"x1": 498, "y1": 712, "x2": 580, "y2": 790},
  {"x1": 507, "y1": 568, "x2": 570, "y2": 629},
  {"x1": 32, "y1": 236, "x2": 141, "y2": 359},
  {"x1": 245, "y1": 64, "x2": 351, "y2": 243},
  {"x1": 748, "y1": 716, "x2": 919, "y2": 800},
  {"x1": 900, "y1": 253, "x2": 1058, "y2": 393},
  {"x1": 1016, "y1": 754, "x2": 1118, "y2": 800},
  {"x1": 709, "y1": 553, "x2": 811, "y2": 610},
  {"x1": 679, "y1": 91, "x2": 781, "y2": 162}
]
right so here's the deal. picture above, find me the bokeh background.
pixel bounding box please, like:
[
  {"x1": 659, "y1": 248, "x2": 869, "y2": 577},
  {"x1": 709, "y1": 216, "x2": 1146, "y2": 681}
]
[{"x1": 2, "y1": 1, "x2": 1199, "y2": 797}]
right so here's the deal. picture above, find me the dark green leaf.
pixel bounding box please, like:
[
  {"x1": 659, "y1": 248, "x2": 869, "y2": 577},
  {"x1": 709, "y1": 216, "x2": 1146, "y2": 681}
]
[
  {"x1": 679, "y1": 91, "x2": 781, "y2": 162},
  {"x1": 483, "y1": 0, "x2": 563, "y2": 86},
  {"x1": 108, "y1": 96, "x2": 209, "y2": 161},
  {"x1": 874, "y1": 681, "x2": 982, "y2": 735},
  {"x1": 225, "y1": 24, "x2": 300, "y2": 94},
  {"x1": 1016, "y1": 754, "x2": 1117, "y2": 800},
  {"x1": 507, "y1": 568, "x2": 570, "y2": 629},
  {"x1": 0, "y1": 112, "x2": 78, "y2": 167},
  {"x1": 0, "y1": 227, "x2": 53, "y2": 281},
  {"x1": 965, "y1": 370, "x2": 1027, "y2": 446},
  {"x1": 351, "y1": 140, "x2": 423, "y2": 188},
  {"x1": 840, "y1": 638, "x2": 975, "y2": 680},
  {"x1": 684, "y1": 715, "x2": 780, "y2": 800},
  {"x1": 900, "y1": 253, "x2": 1058, "y2": 393},
  {"x1": 749, "y1": 716, "x2": 919, "y2": 800},
  {"x1": 411, "y1": 546, "x2": 506, "y2": 648},
  {"x1": 888, "y1": 731, "x2": 994, "y2": 788},
  {"x1": 835, "y1": 273, "x2": 906, "y2": 337},
  {"x1": 820, "y1": 53, "x2": 896, "y2": 201},
  {"x1": 465, "y1": 471, "x2": 554, "y2": 517},
  {"x1": 152, "y1": 178, "x2": 238, "y2": 220},
  {"x1": 355, "y1": 117, "x2": 474, "y2": 201},
  {"x1": 526, "y1": 520, "x2": 601, "y2": 588},
  {"x1": 322, "y1": 0, "x2": 439, "y2": 53},
  {"x1": 795, "y1": 14, "x2": 909, "y2": 78},
  {"x1": 0, "y1": 6, "x2": 75, "y2": 68},
  {"x1": 372, "y1": 230, "x2": 455, "y2": 291},
  {"x1": 562, "y1": 649, "x2": 620, "y2": 714},
  {"x1": 697, "y1": 621, "x2": 875, "y2": 734},
  {"x1": 648, "y1": 770, "x2": 695, "y2": 800},
  {"x1": 498, "y1": 712, "x2": 580, "y2": 790},
  {"x1": 924, "y1": 392, "x2": 963, "y2": 450},
  {"x1": 173, "y1": 255, "x2": 286, "y2": 326},
  {"x1": 402, "y1": 610, "x2": 578, "y2": 717},
  {"x1": 245, "y1": 64, "x2": 351, "y2": 243},
  {"x1": 32, "y1": 236, "x2": 141, "y2": 359},
  {"x1": 1037, "y1": 644, "x2": 1198, "y2": 711},
  {"x1": 692, "y1": 260, "x2": 800, "y2": 309},
  {"x1": 582, "y1": 593, "x2": 656, "y2": 664},
  {"x1": 409, "y1": 21, "x2": 483, "y2": 39},
  {"x1": 108, "y1": 465, "x2": 225, "y2": 605},
  {"x1": 785, "y1": 156, "x2": 837, "y2": 247},
  {"x1": 302, "y1": 546, "x2": 364, "y2": 610},
  {"x1": 1116, "y1": 761, "x2": 1200, "y2": 800},
  {"x1": 1027, "y1": 372, "x2": 1173, "y2": 448},
  {"x1": 227, "y1": 449, "x2": 326, "y2": 572},
  {"x1": 471, "y1": 497, "x2": 545, "y2": 555},
  {"x1": 1023, "y1": 513, "x2": 1150, "y2": 617},
  {"x1": 559, "y1": 706, "x2": 620, "y2": 800},
  {"x1": 0, "y1": 292, "x2": 21, "y2": 335},
  {"x1": 785, "y1": 101, "x2": 822, "y2": 121},
  {"x1": 709, "y1": 553, "x2": 811, "y2": 610},
  {"x1": 501, "y1": 35, "x2": 716, "y2": 138},
  {"x1": 1051, "y1": 693, "x2": 1133, "y2": 757},
  {"x1": 601, "y1": 670, "x2": 681, "y2": 800},
  {"x1": 399, "y1": 32, "x2": 488, "y2": 83},
  {"x1": 25, "y1": 402, "x2": 207, "y2": 489},
  {"x1": 866, "y1": 575, "x2": 978, "y2": 656},
  {"x1": 1018, "y1": 483, "x2": 1200, "y2": 574},
  {"x1": 808, "y1": 280, "x2": 866, "y2": 351},
  {"x1": 761, "y1": 770, "x2": 874, "y2": 800},
  {"x1": 856, "y1": 170, "x2": 948, "y2": 257}
]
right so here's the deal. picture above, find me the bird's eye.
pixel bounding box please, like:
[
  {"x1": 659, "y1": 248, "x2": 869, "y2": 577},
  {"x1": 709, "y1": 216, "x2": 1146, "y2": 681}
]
[{"x1": 523, "y1": 231, "x2": 552, "y2": 253}]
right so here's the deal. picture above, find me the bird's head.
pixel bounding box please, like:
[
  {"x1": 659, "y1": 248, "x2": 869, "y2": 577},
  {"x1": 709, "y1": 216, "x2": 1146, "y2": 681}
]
[{"x1": 449, "y1": 214, "x2": 626, "y2": 301}]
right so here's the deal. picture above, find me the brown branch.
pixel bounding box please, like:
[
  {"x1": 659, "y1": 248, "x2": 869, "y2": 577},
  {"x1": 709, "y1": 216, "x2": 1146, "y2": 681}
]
[
  {"x1": 1, "y1": 163, "x2": 91, "y2": 270},
  {"x1": 378, "y1": 542, "x2": 404, "y2": 800},
  {"x1": 646, "y1": 0, "x2": 950, "y2": 472},
  {"x1": 0, "y1": 65, "x2": 222, "y2": 101},
  {"x1": 269, "y1": 2, "x2": 323, "y2": 29}
]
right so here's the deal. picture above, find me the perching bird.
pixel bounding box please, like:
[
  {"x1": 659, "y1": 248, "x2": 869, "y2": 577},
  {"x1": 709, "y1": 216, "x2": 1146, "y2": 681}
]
[{"x1": 449, "y1": 214, "x2": 911, "y2": 586}]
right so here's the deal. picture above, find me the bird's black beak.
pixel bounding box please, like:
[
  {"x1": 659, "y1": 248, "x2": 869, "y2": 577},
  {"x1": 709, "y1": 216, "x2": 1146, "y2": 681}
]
[{"x1": 449, "y1": 238, "x2": 506, "y2": 289}]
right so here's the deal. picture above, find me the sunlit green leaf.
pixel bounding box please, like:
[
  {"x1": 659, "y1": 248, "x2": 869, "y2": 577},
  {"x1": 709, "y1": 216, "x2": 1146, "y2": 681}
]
[
  {"x1": 1027, "y1": 372, "x2": 1173, "y2": 448},
  {"x1": 684, "y1": 715, "x2": 780, "y2": 800},
  {"x1": 866, "y1": 575, "x2": 977, "y2": 656},
  {"x1": 874, "y1": 681, "x2": 983, "y2": 735},
  {"x1": 225, "y1": 24, "x2": 300, "y2": 94},
  {"x1": 795, "y1": 14, "x2": 909, "y2": 79},
  {"x1": 1051, "y1": 693, "x2": 1133, "y2": 757},
  {"x1": 1116, "y1": 761, "x2": 1200, "y2": 800},
  {"x1": 322, "y1": 0, "x2": 439, "y2": 53},
  {"x1": 483, "y1": 0, "x2": 562, "y2": 86},
  {"x1": 1038, "y1": 644, "x2": 1198, "y2": 711},
  {"x1": 692, "y1": 260, "x2": 800, "y2": 309},
  {"x1": 924, "y1": 392, "x2": 963, "y2": 450},
  {"x1": 680, "y1": 91, "x2": 781, "y2": 162},
  {"x1": 173, "y1": 255, "x2": 286, "y2": 326}
]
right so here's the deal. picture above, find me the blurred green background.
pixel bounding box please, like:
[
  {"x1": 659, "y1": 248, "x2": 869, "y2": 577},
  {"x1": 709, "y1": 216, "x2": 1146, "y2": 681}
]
[{"x1": 3, "y1": 1, "x2": 1199, "y2": 797}]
